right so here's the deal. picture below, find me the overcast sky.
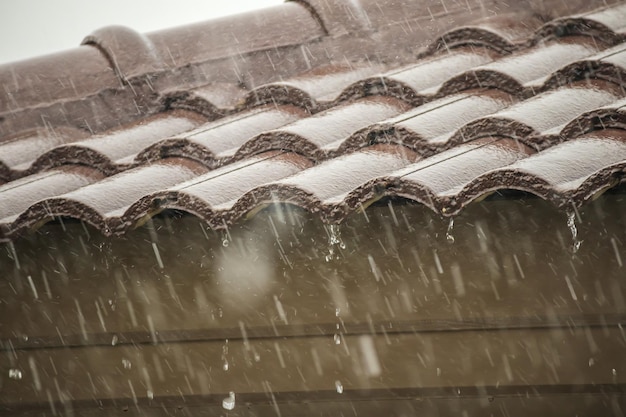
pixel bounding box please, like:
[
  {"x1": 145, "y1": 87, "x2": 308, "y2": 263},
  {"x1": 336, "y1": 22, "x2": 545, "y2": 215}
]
[{"x1": 0, "y1": 0, "x2": 283, "y2": 64}]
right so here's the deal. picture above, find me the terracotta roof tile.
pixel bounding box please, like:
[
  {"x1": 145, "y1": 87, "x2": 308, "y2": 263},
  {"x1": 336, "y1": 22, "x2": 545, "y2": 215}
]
[{"x1": 1, "y1": 0, "x2": 626, "y2": 242}]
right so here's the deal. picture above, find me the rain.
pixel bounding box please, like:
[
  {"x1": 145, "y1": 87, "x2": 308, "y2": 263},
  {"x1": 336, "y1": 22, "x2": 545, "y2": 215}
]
[{"x1": 1, "y1": 0, "x2": 626, "y2": 415}]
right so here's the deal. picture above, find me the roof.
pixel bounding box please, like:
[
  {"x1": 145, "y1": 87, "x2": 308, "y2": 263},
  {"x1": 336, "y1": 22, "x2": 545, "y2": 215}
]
[
  {"x1": 1, "y1": 0, "x2": 626, "y2": 241},
  {"x1": 2, "y1": 1, "x2": 626, "y2": 414}
]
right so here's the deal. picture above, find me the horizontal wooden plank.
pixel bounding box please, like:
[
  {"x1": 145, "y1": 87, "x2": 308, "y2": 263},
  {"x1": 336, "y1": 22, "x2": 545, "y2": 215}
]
[
  {"x1": 3, "y1": 313, "x2": 626, "y2": 351},
  {"x1": 2, "y1": 327, "x2": 625, "y2": 410}
]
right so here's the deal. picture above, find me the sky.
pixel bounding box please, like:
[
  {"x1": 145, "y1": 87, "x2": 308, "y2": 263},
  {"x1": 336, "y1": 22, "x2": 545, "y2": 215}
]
[{"x1": 0, "y1": 0, "x2": 283, "y2": 64}]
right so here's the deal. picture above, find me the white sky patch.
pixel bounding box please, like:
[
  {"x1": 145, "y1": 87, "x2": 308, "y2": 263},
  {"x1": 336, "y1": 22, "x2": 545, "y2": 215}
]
[{"x1": 0, "y1": 0, "x2": 282, "y2": 63}]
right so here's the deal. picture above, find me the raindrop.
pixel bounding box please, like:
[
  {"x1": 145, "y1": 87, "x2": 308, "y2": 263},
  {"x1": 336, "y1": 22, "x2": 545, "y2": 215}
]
[
  {"x1": 122, "y1": 359, "x2": 132, "y2": 370},
  {"x1": 223, "y1": 361, "x2": 230, "y2": 371},
  {"x1": 221, "y1": 228, "x2": 232, "y2": 247},
  {"x1": 567, "y1": 211, "x2": 582, "y2": 253},
  {"x1": 433, "y1": 250, "x2": 443, "y2": 274},
  {"x1": 147, "y1": 390, "x2": 154, "y2": 400},
  {"x1": 222, "y1": 391, "x2": 236, "y2": 410},
  {"x1": 311, "y1": 348, "x2": 323, "y2": 375},
  {"x1": 27, "y1": 275, "x2": 39, "y2": 300},
  {"x1": 564, "y1": 275, "x2": 578, "y2": 301},
  {"x1": 273, "y1": 295, "x2": 288, "y2": 324},
  {"x1": 29, "y1": 357, "x2": 41, "y2": 391},
  {"x1": 9, "y1": 369, "x2": 22, "y2": 380},
  {"x1": 588, "y1": 357, "x2": 595, "y2": 367},
  {"x1": 334, "y1": 334, "x2": 342, "y2": 345},
  {"x1": 151, "y1": 242, "x2": 164, "y2": 269},
  {"x1": 111, "y1": 335, "x2": 119, "y2": 346},
  {"x1": 335, "y1": 380, "x2": 344, "y2": 394},
  {"x1": 612, "y1": 368, "x2": 617, "y2": 376},
  {"x1": 446, "y1": 217, "x2": 455, "y2": 244},
  {"x1": 451, "y1": 263, "x2": 465, "y2": 297},
  {"x1": 611, "y1": 238, "x2": 623, "y2": 267},
  {"x1": 358, "y1": 335, "x2": 381, "y2": 377}
]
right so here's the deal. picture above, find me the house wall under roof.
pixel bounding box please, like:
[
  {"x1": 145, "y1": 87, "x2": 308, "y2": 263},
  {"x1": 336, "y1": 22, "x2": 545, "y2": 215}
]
[{"x1": 1, "y1": 193, "x2": 625, "y2": 415}]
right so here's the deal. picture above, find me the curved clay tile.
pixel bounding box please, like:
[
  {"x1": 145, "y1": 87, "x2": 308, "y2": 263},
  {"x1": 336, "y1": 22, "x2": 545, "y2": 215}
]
[
  {"x1": 541, "y1": 43, "x2": 626, "y2": 91},
  {"x1": 243, "y1": 64, "x2": 384, "y2": 112},
  {"x1": 344, "y1": 90, "x2": 515, "y2": 155},
  {"x1": 0, "y1": 126, "x2": 90, "y2": 181},
  {"x1": 338, "y1": 48, "x2": 497, "y2": 105},
  {"x1": 0, "y1": 166, "x2": 105, "y2": 226},
  {"x1": 234, "y1": 97, "x2": 410, "y2": 161},
  {"x1": 458, "y1": 81, "x2": 623, "y2": 149},
  {"x1": 240, "y1": 145, "x2": 419, "y2": 222},
  {"x1": 437, "y1": 38, "x2": 602, "y2": 97},
  {"x1": 381, "y1": 138, "x2": 535, "y2": 214},
  {"x1": 5, "y1": 111, "x2": 204, "y2": 179},
  {"x1": 453, "y1": 129, "x2": 626, "y2": 210},
  {"x1": 136, "y1": 105, "x2": 306, "y2": 167},
  {"x1": 531, "y1": 2, "x2": 626, "y2": 45},
  {"x1": 161, "y1": 83, "x2": 248, "y2": 119},
  {"x1": 0, "y1": 159, "x2": 207, "y2": 240},
  {"x1": 129, "y1": 152, "x2": 313, "y2": 231},
  {"x1": 420, "y1": 13, "x2": 544, "y2": 56}
]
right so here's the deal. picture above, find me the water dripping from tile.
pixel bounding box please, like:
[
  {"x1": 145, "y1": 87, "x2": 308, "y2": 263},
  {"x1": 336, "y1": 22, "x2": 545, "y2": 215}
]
[
  {"x1": 325, "y1": 224, "x2": 346, "y2": 262},
  {"x1": 567, "y1": 211, "x2": 582, "y2": 254},
  {"x1": 221, "y1": 231, "x2": 230, "y2": 247},
  {"x1": 446, "y1": 217, "x2": 455, "y2": 244}
]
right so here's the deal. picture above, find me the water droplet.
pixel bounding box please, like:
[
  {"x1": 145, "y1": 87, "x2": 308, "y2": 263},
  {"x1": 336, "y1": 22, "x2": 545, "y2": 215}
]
[
  {"x1": 446, "y1": 217, "x2": 455, "y2": 244},
  {"x1": 147, "y1": 390, "x2": 154, "y2": 400},
  {"x1": 9, "y1": 369, "x2": 22, "y2": 380},
  {"x1": 111, "y1": 335, "x2": 118, "y2": 346},
  {"x1": 122, "y1": 359, "x2": 132, "y2": 370},
  {"x1": 335, "y1": 308, "x2": 341, "y2": 317},
  {"x1": 223, "y1": 360, "x2": 229, "y2": 371},
  {"x1": 335, "y1": 380, "x2": 343, "y2": 394},
  {"x1": 567, "y1": 211, "x2": 582, "y2": 253},
  {"x1": 588, "y1": 357, "x2": 595, "y2": 367},
  {"x1": 222, "y1": 391, "x2": 236, "y2": 410},
  {"x1": 612, "y1": 368, "x2": 617, "y2": 376},
  {"x1": 334, "y1": 334, "x2": 341, "y2": 345},
  {"x1": 222, "y1": 237, "x2": 229, "y2": 247}
]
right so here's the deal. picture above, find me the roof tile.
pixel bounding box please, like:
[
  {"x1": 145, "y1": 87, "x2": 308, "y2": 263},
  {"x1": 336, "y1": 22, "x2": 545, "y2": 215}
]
[{"x1": 2, "y1": 0, "x2": 626, "y2": 242}]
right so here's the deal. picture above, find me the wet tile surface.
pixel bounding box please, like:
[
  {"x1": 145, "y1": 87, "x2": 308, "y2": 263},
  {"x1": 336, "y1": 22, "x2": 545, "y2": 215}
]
[{"x1": 0, "y1": 3, "x2": 626, "y2": 242}]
